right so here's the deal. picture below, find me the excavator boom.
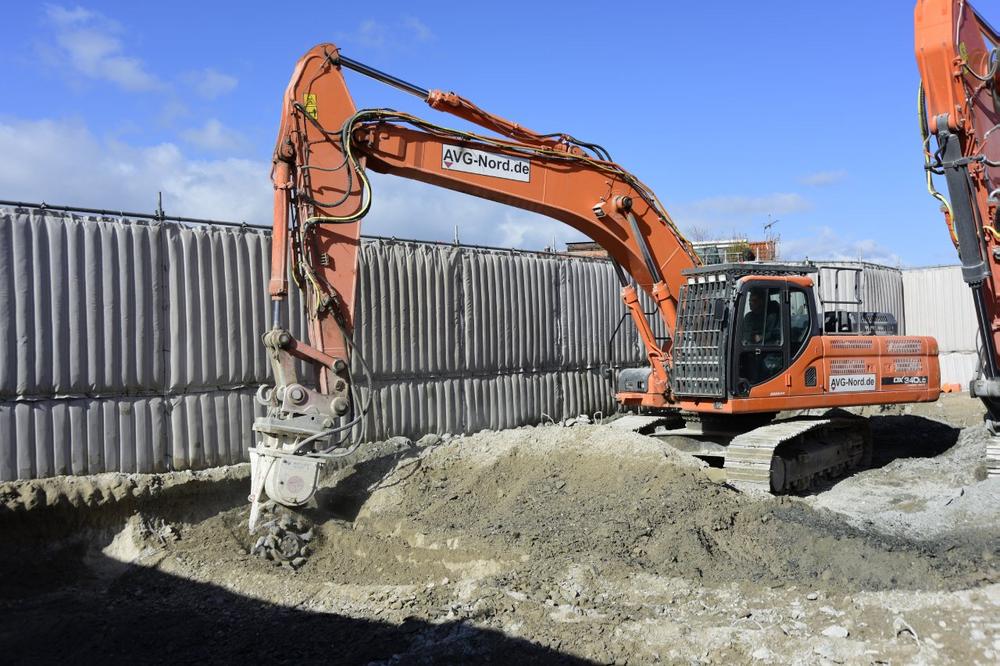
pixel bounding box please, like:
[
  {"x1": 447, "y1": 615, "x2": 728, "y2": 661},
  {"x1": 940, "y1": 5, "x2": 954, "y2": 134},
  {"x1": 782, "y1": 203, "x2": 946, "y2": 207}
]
[
  {"x1": 915, "y1": 0, "x2": 1000, "y2": 476},
  {"x1": 265, "y1": 45, "x2": 701, "y2": 411}
]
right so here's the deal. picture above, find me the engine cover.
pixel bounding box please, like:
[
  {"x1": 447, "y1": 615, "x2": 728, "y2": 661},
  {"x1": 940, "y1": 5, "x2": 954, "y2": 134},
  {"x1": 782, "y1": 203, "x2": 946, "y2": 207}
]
[{"x1": 617, "y1": 367, "x2": 652, "y2": 394}]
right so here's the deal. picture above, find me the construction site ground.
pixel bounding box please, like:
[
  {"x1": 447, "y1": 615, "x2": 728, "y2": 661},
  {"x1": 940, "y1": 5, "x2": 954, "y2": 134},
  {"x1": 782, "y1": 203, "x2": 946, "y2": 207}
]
[{"x1": 1, "y1": 393, "x2": 997, "y2": 664}]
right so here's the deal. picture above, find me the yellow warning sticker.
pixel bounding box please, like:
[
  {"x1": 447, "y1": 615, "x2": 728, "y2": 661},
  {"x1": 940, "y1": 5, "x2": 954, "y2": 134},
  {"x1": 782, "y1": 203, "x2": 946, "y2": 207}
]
[{"x1": 304, "y1": 94, "x2": 318, "y2": 119}]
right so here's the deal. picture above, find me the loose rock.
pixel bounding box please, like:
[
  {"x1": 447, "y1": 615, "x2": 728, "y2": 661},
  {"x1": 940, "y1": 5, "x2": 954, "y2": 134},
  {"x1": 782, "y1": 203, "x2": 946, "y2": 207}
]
[{"x1": 821, "y1": 625, "x2": 849, "y2": 638}]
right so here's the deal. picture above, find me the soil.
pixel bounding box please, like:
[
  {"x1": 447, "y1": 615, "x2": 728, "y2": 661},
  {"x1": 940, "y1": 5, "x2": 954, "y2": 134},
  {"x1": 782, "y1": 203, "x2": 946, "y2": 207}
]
[{"x1": 1, "y1": 394, "x2": 997, "y2": 664}]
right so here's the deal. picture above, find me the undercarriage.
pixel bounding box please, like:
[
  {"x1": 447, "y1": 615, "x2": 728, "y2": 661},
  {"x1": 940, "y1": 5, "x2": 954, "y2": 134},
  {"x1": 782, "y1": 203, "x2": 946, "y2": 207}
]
[{"x1": 613, "y1": 410, "x2": 873, "y2": 493}]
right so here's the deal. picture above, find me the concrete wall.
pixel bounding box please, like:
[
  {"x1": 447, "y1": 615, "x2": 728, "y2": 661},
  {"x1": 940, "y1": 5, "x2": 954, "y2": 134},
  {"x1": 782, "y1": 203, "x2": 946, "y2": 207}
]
[
  {"x1": 0, "y1": 207, "x2": 654, "y2": 481},
  {"x1": 1, "y1": 204, "x2": 985, "y2": 481}
]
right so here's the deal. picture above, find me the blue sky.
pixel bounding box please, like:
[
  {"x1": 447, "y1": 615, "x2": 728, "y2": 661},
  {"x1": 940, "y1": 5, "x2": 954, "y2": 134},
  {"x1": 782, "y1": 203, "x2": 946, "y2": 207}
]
[{"x1": 0, "y1": 1, "x2": 969, "y2": 266}]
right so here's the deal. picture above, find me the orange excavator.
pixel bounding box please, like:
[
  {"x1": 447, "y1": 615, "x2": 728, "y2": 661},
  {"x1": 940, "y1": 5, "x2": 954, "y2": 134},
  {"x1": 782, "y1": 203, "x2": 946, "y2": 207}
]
[
  {"x1": 248, "y1": 36, "x2": 943, "y2": 527},
  {"x1": 916, "y1": 0, "x2": 1000, "y2": 479}
]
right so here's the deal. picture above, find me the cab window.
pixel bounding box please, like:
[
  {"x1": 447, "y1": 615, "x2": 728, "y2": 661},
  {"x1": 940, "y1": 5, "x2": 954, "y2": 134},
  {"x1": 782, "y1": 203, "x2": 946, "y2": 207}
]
[
  {"x1": 740, "y1": 287, "x2": 783, "y2": 346},
  {"x1": 737, "y1": 286, "x2": 784, "y2": 386},
  {"x1": 789, "y1": 288, "x2": 811, "y2": 357}
]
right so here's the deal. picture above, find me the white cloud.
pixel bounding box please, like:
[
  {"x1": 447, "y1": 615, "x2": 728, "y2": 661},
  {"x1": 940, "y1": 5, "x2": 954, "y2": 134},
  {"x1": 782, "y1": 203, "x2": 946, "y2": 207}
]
[
  {"x1": 45, "y1": 5, "x2": 94, "y2": 24},
  {"x1": 780, "y1": 226, "x2": 901, "y2": 265},
  {"x1": 799, "y1": 170, "x2": 848, "y2": 187},
  {"x1": 13, "y1": 118, "x2": 881, "y2": 261},
  {"x1": 0, "y1": 117, "x2": 586, "y2": 248},
  {"x1": 0, "y1": 117, "x2": 269, "y2": 223},
  {"x1": 341, "y1": 17, "x2": 435, "y2": 50},
  {"x1": 673, "y1": 192, "x2": 811, "y2": 238},
  {"x1": 403, "y1": 17, "x2": 434, "y2": 42},
  {"x1": 45, "y1": 4, "x2": 162, "y2": 91},
  {"x1": 682, "y1": 193, "x2": 811, "y2": 217},
  {"x1": 185, "y1": 68, "x2": 239, "y2": 99},
  {"x1": 180, "y1": 119, "x2": 249, "y2": 153},
  {"x1": 158, "y1": 98, "x2": 190, "y2": 125},
  {"x1": 496, "y1": 219, "x2": 581, "y2": 250},
  {"x1": 356, "y1": 19, "x2": 388, "y2": 48}
]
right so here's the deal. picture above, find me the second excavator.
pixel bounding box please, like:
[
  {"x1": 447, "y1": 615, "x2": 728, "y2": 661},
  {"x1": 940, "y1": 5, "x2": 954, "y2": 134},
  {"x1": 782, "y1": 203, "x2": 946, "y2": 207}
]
[
  {"x1": 247, "y1": 42, "x2": 942, "y2": 527},
  {"x1": 916, "y1": 0, "x2": 1000, "y2": 477}
]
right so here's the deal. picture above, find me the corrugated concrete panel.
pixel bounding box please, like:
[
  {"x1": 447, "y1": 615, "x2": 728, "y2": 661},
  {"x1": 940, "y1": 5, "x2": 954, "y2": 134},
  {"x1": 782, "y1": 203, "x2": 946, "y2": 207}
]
[
  {"x1": 13, "y1": 203, "x2": 990, "y2": 483},
  {"x1": 463, "y1": 249, "x2": 562, "y2": 373},
  {"x1": 902, "y1": 265, "x2": 980, "y2": 387},
  {"x1": 0, "y1": 389, "x2": 264, "y2": 481},
  {"x1": 168, "y1": 388, "x2": 261, "y2": 470},
  {"x1": 464, "y1": 373, "x2": 565, "y2": 432},
  {"x1": 1, "y1": 206, "x2": 655, "y2": 481},
  {"x1": 563, "y1": 259, "x2": 628, "y2": 369},
  {"x1": 0, "y1": 209, "x2": 165, "y2": 399},
  {"x1": 561, "y1": 370, "x2": 617, "y2": 419},
  {"x1": 0, "y1": 396, "x2": 168, "y2": 480},
  {"x1": 165, "y1": 223, "x2": 315, "y2": 392},
  {"x1": 353, "y1": 239, "x2": 464, "y2": 378},
  {"x1": 351, "y1": 238, "x2": 643, "y2": 382},
  {"x1": 366, "y1": 378, "x2": 465, "y2": 441},
  {"x1": 167, "y1": 225, "x2": 272, "y2": 391}
]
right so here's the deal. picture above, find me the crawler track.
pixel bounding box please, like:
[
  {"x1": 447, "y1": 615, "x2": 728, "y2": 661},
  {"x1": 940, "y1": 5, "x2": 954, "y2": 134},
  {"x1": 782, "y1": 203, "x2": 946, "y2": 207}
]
[
  {"x1": 725, "y1": 415, "x2": 872, "y2": 494},
  {"x1": 619, "y1": 411, "x2": 874, "y2": 494}
]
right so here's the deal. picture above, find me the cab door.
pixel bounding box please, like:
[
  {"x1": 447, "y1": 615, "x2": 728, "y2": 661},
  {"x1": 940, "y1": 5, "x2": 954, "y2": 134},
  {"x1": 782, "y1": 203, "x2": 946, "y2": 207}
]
[{"x1": 731, "y1": 281, "x2": 816, "y2": 396}]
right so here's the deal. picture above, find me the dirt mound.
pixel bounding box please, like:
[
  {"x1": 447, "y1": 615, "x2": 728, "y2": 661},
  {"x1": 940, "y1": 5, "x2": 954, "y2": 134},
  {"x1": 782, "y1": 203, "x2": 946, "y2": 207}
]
[{"x1": 334, "y1": 425, "x2": 992, "y2": 593}]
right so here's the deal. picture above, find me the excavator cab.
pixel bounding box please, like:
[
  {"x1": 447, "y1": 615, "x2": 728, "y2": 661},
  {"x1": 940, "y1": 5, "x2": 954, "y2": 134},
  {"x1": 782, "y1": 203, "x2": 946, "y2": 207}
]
[
  {"x1": 647, "y1": 262, "x2": 939, "y2": 414},
  {"x1": 667, "y1": 264, "x2": 825, "y2": 402}
]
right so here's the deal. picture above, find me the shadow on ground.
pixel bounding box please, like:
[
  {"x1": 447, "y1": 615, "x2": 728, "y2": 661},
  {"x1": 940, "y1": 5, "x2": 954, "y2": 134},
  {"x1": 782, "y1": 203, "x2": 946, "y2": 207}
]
[
  {"x1": 0, "y1": 464, "x2": 592, "y2": 664},
  {"x1": 788, "y1": 413, "x2": 963, "y2": 497},
  {"x1": 867, "y1": 414, "x2": 961, "y2": 466},
  {"x1": 0, "y1": 549, "x2": 592, "y2": 664}
]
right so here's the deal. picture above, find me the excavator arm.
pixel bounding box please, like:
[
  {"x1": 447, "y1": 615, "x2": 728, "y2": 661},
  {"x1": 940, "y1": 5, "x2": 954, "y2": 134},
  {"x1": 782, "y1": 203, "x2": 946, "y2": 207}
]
[
  {"x1": 248, "y1": 44, "x2": 699, "y2": 527},
  {"x1": 916, "y1": 0, "x2": 1000, "y2": 475},
  {"x1": 268, "y1": 44, "x2": 701, "y2": 406}
]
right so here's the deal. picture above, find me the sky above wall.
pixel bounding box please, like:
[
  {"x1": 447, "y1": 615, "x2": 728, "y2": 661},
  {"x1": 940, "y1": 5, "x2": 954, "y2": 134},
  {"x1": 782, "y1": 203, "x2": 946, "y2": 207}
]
[{"x1": 0, "y1": 1, "x2": 973, "y2": 266}]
